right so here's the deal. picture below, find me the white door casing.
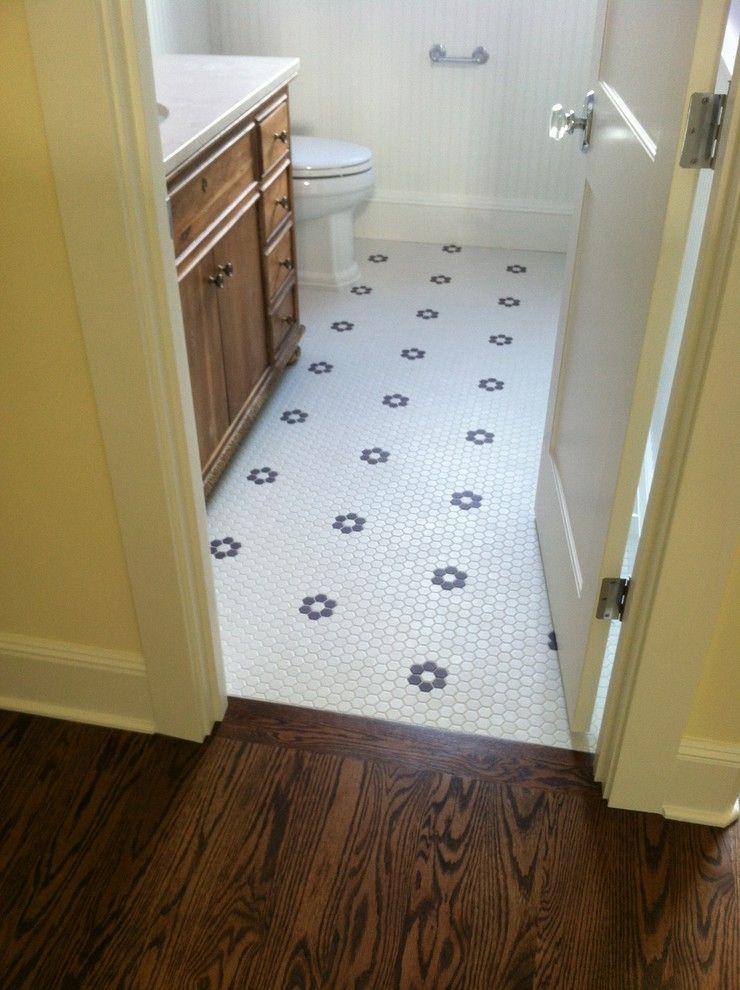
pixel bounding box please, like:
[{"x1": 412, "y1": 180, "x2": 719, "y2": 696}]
[
  {"x1": 536, "y1": 0, "x2": 729, "y2": 732},
  {"x1": 24, "y1": 0, "x2": 227, "y2": 740}
]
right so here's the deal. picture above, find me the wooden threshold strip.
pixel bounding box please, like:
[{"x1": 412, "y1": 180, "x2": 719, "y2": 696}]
[{"x1": 218, "y1": 697, "x2": 601, "y2": 795}]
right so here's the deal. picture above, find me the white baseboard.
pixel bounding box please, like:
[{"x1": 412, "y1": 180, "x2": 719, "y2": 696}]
[
  {"x1": 297, "y1": 263, "x2": 360, "y2": 290},
  {"x1": 0, "y1": 633, "x2": 155, "y2": 734},
  {"x1": 353, "y1": 190, "x2": 573, "y2": 252},
  {"x1": 662, "y1": 736, "x2": 740, "y2": 827}
]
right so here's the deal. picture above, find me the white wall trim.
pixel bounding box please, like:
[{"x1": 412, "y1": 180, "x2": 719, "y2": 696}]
[
  {"x1": 24, "y1": 0, "x2": 226, "y2": 740},
  {"x1": 663, "y1": 801, "x2": 740, "y2": 829},
  {"x1": 369, "y1": 190, "x2": 573, "y2": 215},
  {"x1": 679, "y1": 737, "x2": 740, "y2": 766},
  {"x1": 0, "y1": 633, "x2": 144, "y2": 673},
  {"x1": 664, "y1": 736, "x2": 740, "y2": 829},
  {"x1": 355, "y1": 191, "x2": 572, "y2": 251},
  {"x1": 0, "y1": 634, "x2": 155, "y2": 734}
]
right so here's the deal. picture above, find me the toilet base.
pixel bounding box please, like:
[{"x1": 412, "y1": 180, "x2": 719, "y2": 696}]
[{"x1": 295, "y1": 211, "x2": 360, "y2": 290}]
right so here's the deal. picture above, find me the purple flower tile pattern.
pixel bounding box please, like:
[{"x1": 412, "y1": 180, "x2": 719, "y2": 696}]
[
  {"x1": 432, "y1": 566, "x2": 468, "y2": 590},
  {"x1": 308, "y1": 361, "x2": 333, "y2": 374},
  {"x1": 368, "y1": 254, "x2": 388, "y2": 263},
  {"x1": 332, "y1": 513, "x2": 366, "y2": 534},
  {"x1": 417, "y1": 309, "x2": 439, "y2": 320},
  {"x1": 548, "y1": 631, "x2": 558, "y2": 651},
  {"x1": 466, "y1": 429, "x2": 494, "y2": 446},
  {"x1": 299, "y1": 594, "x2": 337, "y2": 620},
  {"x1": 247, "y1": 467, "x2": 278, "y2": 485},
  {"x1": 361, "y1": 447, "x2": 390, "y2": 465},
  {"x1": 351, "y1": 285, "x2": 372, "y2": 295},
  {"x1": 430, "y1": 275, "x2": 451, "y2": 284},
  {"x1": 331, "y1": 320, "x2": 354, "y2": 332},
  {"x1": 451, "y1": 491, "x2": 483, "y2": 510},
  {"x1": 507, "y1": 264, "x2": 527, "y2": 274},
  {"x1": 280, "y1": 409, "x2": 308, "y2": 424},
  {"x1": 490, "y1": 334, "x2": 513, "y2": 346},
  {"x1": 499, "y1": 296, "x2": 520, "y2": 307},
  {"x1": 408, "y1": 661, "x2": 449, "y2": 692},
  {"x1": 479, "y1": 378, "x2": 504, "y2": 392},
  {"x1": 382, "y1": 394, "x2": 409, "y2": 408},
  {"x1": 442, "y1": 244, "x2": 462, "y2": 253},
  {"x1": 210, "y1": 537, "x2": 241, "y2": 559},
  {"x1": 401, "y1": 348, "x2": 425, "y2": 360}
]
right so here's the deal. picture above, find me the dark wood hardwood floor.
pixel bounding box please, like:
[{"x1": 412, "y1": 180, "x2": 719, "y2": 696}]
[{"x1": 0, "y1": 699, "x2": 736, "y2": 989}]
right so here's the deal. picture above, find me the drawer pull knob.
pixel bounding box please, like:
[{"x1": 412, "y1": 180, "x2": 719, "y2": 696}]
[
  {"x1": 218, "y1": 262, "x2": 234, "y2": 277},
  {"x1": 281, "y1": 315, "x2": 297, "y2": 326},
  {"x1": 274, "y1": 129, "x2": 289, "y2": 144},
  {"x1": 275, "y1": 196, "x2": 290, "y2": 210},
  {"x1": 279, "y1": 258, "x2": 294, "y2": 270},
  {"x1": 208, "y1": 271, "x2": 226, "y2": 288}
]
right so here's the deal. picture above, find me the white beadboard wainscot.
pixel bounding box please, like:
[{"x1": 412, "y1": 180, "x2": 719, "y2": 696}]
[
  {"x1": 145, "y1": 0, "x2": 213, "y2": 55},
  {"x1": 210, "y1": 0, "x2": 598, "y2": 250}
]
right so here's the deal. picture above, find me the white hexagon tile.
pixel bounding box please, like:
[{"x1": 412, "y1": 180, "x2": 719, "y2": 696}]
[{"x1": 207, "y1": 239, "x2": 588, "y2": 751}]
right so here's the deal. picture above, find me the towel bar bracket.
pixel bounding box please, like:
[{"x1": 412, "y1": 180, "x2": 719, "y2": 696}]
[{"x1": 429, "y1": 44, "x2": 489, "y2": 66}]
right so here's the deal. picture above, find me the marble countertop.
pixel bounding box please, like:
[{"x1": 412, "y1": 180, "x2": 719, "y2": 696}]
[{"x1": 155, "y1": 54, "x2": 300, "y2": 174}]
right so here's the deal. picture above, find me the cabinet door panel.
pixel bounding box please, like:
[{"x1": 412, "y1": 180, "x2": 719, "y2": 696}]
[
  {"x1": 214, "y1": 200, "x2": 269, "y2": 420},
  {"x1": 178, "y1": 250, "x2": 230, "y2": 468}
]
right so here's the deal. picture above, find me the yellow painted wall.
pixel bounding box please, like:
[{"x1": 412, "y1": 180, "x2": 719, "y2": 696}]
[{"x1": 0, "y1": 1, "x2": 141, "y2": 652}]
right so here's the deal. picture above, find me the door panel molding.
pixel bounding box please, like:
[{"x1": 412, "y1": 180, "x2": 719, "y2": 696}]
[{"x1": 550, "y1": 456, "x2": 584, "y2": 596}]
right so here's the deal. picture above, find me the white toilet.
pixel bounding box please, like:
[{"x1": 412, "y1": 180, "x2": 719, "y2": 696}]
[{"x1": 291, "y1": 136, "x2": 375, "y2": 289}]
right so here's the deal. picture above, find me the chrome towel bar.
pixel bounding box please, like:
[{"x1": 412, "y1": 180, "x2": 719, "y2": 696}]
[{"x1": 429, "y1": 43, "x2": 489, "y2": 65}]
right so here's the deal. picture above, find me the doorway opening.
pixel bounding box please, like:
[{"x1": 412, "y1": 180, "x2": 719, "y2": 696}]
[{"x1": 143, "y1": 0, "x2": 735, "y2": 755}]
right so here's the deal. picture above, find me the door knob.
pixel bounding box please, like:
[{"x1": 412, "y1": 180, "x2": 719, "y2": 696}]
[{"x1": 549, "y1": 91, "x2": 595, "y2": 152}]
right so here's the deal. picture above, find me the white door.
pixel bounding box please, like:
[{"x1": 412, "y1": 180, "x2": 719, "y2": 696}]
[{"x1": 536, "y1": 0, "x2": 727, "y2": 732}]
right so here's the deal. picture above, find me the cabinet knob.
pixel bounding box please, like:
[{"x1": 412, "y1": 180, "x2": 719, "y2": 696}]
[
  {"x1": 208, "y1": 271, "x2": 226, "y2": 288},
  {"x1": 274, "y1": 129, "x2": 289, "y2": 144},
  {"x1": 279, "y1": 258, "x2": 294, "y2": 270},
  {"x1": 275, "y1": 196, "x2": 290, "y2": 211},
  {"x1": 218, "y1": 262, "x2": 234, "y2": 277},
  {"x1": 281, "y1": 315, "x2": 297, "y2": 326}
]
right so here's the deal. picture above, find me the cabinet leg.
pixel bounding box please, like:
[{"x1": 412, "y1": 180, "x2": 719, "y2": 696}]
[{"x1": 287, "y1": 345, "x2": 301, "y2": 366}]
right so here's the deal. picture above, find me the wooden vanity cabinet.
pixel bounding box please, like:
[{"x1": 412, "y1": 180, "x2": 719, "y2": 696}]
[{"x1": 167, "y1": 86, "x2": 303, "y2": 494}]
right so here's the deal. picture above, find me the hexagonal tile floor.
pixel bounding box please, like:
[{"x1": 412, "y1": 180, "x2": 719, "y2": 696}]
[{"x1": 207, "y1": 239, "x2": 587, "y2": 751}]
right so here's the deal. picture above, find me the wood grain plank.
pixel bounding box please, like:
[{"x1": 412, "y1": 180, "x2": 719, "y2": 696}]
[
  {"x1": 395, "y1": 774, "x2": 550, "y2": 989},
  {"x1": 252, "y1": 760, "x2": 431, "y2": 989},
  {"x1": 666, "y1": 819, "x2": 739, "y2": 988},
  {"x1": 0, "y1": 722, "x2": 199, "y2": 989},
  {"x1": 114, "y1": 740, "x2": 306, "y2": 988},
  {"x1": 0, "y1": 709, "x2": 736, "y2": 989},
  {"x1": 219, "y1": 697, "x2": 599, "y2": 795}
]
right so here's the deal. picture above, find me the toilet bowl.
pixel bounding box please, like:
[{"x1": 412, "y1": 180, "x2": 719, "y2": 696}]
[{"x1": 291, "y1": 136, "x2": 375, "y2": 289}]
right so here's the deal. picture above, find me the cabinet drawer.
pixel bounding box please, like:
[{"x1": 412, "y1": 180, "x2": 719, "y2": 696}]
[
  {"x1": 269, "y1": 282, "x2": 298, "y2": 356},
  {"x1": 258, "y1": 99, "x2": 290, "y2": 175},
  {"x1": 260, "y1": 164, "x2": 292, "y2": 243},
  {"x1": 264, "y1": 224, "x2": 295, "y2": 301},
  {"x1": 169, "y1": 126, "x2": 257, "y2": 257}
]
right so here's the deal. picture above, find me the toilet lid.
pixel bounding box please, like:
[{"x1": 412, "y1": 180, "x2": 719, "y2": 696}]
[{"x1": 291, "y1": 136, "x2": 373, "y2": 178}]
